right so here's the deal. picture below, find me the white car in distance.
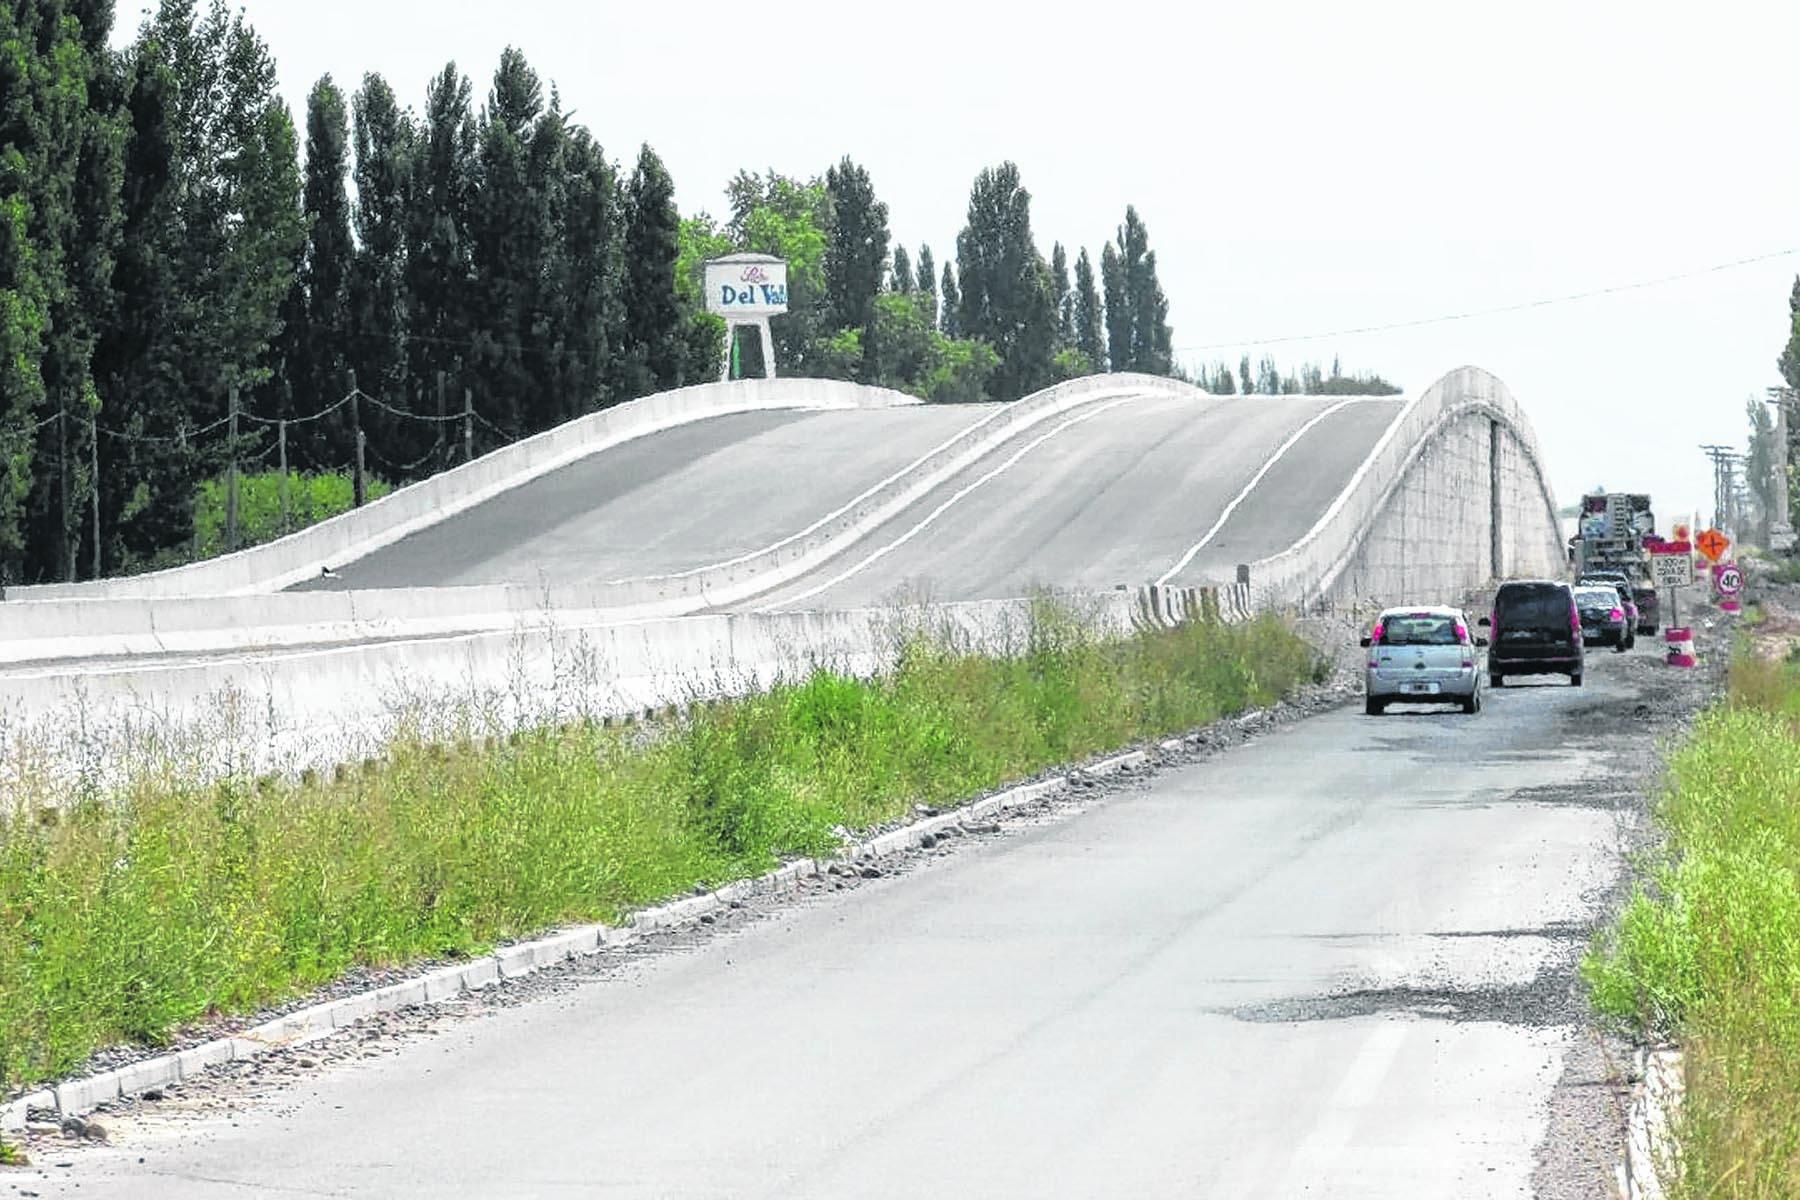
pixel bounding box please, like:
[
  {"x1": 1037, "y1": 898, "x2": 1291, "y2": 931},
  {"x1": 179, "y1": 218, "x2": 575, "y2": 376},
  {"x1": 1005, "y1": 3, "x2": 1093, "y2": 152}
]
[{"x1": 1360, "y1": 605, "x2": 1487, "y2": 716}]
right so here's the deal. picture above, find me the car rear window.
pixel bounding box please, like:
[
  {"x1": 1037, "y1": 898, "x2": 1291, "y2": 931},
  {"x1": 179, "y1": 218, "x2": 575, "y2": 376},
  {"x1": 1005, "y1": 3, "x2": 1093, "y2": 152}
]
[
  {"x1": 1495, "y1": 584, "x2": 1573, "y2": 628},
  {"x1": 1378, "y1": 614, "x2": 1462, "y2": 646},
  {"x1": 1574, "y1": 588, "x2": 1619, "y2": 608}
]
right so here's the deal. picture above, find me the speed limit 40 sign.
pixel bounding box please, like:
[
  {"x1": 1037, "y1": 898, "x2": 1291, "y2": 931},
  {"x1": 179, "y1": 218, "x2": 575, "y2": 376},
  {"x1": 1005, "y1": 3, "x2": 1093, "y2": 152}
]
[{"x1": 1714, "y1": 562, "x2": 1743, "y2": 597}]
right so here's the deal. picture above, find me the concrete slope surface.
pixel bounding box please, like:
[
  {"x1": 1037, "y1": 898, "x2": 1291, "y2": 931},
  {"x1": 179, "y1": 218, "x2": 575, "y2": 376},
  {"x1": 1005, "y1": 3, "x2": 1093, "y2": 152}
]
[
  {"x1": 749, "y1": 392, "x2": 1403, "y2": 610},
  {"x1": 287, "y1": 388, "x2": 1403, "y2": 607},
  {"x1": 296, "y1": 405, "x2": 998, "y2": 591},
  {"x1": 44, "y1": 657, "x2": 1665, "y2": 1200}
]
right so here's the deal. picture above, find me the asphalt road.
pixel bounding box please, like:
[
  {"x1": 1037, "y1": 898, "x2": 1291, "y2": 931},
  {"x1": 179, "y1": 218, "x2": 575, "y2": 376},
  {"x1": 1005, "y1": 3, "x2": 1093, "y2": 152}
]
[
  {"x1": 751, "y1": 393, "x2": 1404, "y2": 610},
  {"x1": 46, "y1": 651, "x2": 1657, "y2": 1199},
  {"x1": 292, "y1": 392, "x2": 1403, "y2": 604}
]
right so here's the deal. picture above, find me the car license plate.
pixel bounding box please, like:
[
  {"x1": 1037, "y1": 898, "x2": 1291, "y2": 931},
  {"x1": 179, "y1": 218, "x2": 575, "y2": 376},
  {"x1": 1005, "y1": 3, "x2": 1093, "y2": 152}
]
[{"x1": 1404, "y1": 682, "x2": 1440, "y2": 695}]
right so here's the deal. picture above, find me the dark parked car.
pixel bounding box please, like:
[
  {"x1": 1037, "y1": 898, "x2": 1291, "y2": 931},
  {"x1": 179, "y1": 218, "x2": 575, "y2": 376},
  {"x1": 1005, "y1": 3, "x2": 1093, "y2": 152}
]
[
  {"x1": 1580, "y1": 571, "x2": 1658, "y2": 635},
  {"x1": 1480, "y1": 580, "x2": 1585, "y2": 687},
  {"x1": 1573, "y1": 584, "x2": 1633, "y2": 650}
]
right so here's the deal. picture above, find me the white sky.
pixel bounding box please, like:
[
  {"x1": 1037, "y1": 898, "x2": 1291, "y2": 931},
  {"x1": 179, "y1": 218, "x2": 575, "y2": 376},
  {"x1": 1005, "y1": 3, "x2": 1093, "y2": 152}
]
[{"x1": 121, "y1": 0, "x2": 1800, "y2": 522}]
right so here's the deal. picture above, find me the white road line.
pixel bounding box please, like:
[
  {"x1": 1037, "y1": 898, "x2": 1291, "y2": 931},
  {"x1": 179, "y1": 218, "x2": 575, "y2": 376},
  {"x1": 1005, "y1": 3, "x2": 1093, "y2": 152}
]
[
  {"x1": 759, "y1": 395, "x2": 1149, "y2": 610},
  {"x1": 1154, "y1": 398, "x2": 1366, "y2": 585},
  {"x1": 1271, "y1": 1019, "x2": 1412, "y2": 1194}
]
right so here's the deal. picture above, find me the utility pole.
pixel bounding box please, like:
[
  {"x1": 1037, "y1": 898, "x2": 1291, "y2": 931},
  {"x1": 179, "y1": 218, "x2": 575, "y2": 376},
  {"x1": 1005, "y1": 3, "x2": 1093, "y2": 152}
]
[
  {"x1": 1766, "y1": 386, "x2": 1796, "y2": 552},
  {"x1": 226, "y1": 384, "x2": 240, "y2": 553},
  {"x1": 436, "y1": 370, "x2": 447, "y2": 471},
  {"x1": 277, "y1": 419, "x2": 290, "y2": 533},
  {"x1": 1700, "y1": 445, "x2": 1740, "y2": 533},
  {"x1": 348, "y1": 369, "x2": 365, "y2": 508},
  {"x1": 89, "y1": 411, "x2": 100, "y2": 579}
]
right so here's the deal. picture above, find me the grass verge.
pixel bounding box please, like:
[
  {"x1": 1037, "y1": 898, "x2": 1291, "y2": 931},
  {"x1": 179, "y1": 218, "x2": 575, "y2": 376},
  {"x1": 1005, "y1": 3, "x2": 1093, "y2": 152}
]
[
  {"x1": 0, "y1": 604, "x2": 1323, "y2": 1101},
  {"x1": 1582, "y1": 647, "x2": 1800, "y2": 1198}
]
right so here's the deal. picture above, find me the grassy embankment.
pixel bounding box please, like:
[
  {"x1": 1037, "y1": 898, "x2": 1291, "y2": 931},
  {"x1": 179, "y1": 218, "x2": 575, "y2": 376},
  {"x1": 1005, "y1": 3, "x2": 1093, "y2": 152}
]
[
  {"x1": 0, "y1": 606, "x2": 1323, "y2": 1103},
  {"x1": 1583, "y1": 621, "x2": 1800, "y2": 1198}
]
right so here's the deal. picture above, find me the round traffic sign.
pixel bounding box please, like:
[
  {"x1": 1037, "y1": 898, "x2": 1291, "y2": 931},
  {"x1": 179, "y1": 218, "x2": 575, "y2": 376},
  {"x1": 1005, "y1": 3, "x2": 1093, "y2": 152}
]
[{"x1": 1714, "y1": 562, "x2": 1743, "y2": 597}]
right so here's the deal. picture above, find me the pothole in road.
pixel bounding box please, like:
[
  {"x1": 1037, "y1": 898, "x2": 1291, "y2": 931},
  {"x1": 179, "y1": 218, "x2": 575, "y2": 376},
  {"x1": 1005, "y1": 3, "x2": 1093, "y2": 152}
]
[
  {"x1": 1223, "y1": 923, "x2": 1589, "y2": 1028},
  {"x1": 1225, "y1": 970, "x2": 1583, "y2": 1028}
]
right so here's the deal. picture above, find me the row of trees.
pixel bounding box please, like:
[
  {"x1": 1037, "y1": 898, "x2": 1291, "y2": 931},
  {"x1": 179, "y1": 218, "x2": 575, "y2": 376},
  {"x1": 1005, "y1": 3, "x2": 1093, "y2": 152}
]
[
  {"x1": 1192, "y1": 355, "x2": 1402, "y2": 397},
  {"x1": 2, "y1": 0, "x2": 1276, "y2": 585}
]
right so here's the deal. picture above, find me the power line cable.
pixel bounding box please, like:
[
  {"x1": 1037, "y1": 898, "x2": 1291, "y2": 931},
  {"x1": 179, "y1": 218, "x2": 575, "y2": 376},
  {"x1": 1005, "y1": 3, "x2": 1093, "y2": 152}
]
[{"x1": 1175, "y1": 246, "x2": 1800, "y2": 353}]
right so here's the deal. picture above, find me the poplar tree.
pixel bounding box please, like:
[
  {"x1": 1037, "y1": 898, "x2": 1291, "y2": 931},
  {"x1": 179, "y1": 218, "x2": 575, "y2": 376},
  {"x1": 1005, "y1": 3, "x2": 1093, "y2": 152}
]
[
  {"x1": 348, "y1": 72, "x2": 412, "y2": 428},
  {"x1": 891, "y1": 244, "x2": 914, "y2": 293},
  {"x1": 954, "y1": 162, "x2": 1056, "y2": 401},
  {"x1": 618, "y1": 144, "x2": 685, "y2": 396},
  {"x1": 404, "y1": 61, "x2": 477, "y2": 459},
  {"x1": 939, "y1": 261, "x2": 961, "y2": 337},
  {"x1": 1073, "y1": 248, "x2": 1104, "y2": 370},
  {"x1": 823, "y1": 156, "x2": 890, "y2": 334}
]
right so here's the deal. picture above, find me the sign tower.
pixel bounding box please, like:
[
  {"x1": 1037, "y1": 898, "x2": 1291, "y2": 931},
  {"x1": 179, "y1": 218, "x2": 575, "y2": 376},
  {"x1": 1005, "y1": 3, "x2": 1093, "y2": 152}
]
[{"x1": 704, "y1": 253, "x2": 789, "y2": 381}]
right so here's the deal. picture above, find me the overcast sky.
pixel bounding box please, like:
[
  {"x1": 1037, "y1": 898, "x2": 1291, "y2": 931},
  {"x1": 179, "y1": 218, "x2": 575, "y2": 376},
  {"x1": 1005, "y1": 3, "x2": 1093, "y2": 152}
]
[{"x1": 122, "y1": 0, "x2": 1800, "y2": 525}]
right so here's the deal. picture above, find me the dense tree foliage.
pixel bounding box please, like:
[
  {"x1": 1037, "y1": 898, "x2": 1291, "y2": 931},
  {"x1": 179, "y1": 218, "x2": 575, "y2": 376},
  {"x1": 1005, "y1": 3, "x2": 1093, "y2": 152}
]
[
  {"x1": 955, "y1": 162, "x2": 1057, "y2": 402},
  {"x1": 2, "y1": 13, "x2": 1415, "y2": 583}
]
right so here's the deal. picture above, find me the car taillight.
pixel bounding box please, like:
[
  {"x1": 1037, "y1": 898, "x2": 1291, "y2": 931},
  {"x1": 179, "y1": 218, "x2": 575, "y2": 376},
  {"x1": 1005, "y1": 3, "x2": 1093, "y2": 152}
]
[
  {"x1": 1610, "y1": 607, "x2": 1622, "y2": 622},
  {"x1": 1454, "y1": 622, "x2": 1469, "y2": 643},
  {"x1": 1370, "y1": 622, "x2": 1383, "y2": 643}
]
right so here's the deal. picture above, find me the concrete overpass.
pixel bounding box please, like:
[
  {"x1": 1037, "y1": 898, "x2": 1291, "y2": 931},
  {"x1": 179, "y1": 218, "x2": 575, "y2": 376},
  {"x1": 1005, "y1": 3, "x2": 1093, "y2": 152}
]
[{"x1": 0, "y1": 367, "x2": 1562, "y2": 777}]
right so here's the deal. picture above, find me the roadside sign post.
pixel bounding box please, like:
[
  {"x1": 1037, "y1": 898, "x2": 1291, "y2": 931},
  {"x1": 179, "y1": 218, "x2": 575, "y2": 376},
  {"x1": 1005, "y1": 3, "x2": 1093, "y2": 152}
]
[
  {"x1": 1647, "y1": 537, "x2": 1696, "y2": 667},
  {"x1": 1714, "y1": 561, "x2": 1743, "y2": 614}
]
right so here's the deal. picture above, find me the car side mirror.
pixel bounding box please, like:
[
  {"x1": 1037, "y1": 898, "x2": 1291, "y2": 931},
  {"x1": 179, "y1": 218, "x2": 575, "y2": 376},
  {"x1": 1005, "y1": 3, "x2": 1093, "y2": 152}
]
[
  {"x1": 1477, "y1": 616, "x2": 1491, "y2": 627},
  {"x1": 1358, "y1": 636, "x2": 1372, "y2": 648},
  {"x1": 1475, "y1": 636, "x2": 1489, "y2": 648}
]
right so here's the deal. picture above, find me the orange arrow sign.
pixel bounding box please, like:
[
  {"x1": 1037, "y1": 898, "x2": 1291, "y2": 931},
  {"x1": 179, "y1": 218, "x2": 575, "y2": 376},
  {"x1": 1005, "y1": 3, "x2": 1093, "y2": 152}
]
[{"x1": 1696, "y1": 528, "x2": 1730, "y2": 563}]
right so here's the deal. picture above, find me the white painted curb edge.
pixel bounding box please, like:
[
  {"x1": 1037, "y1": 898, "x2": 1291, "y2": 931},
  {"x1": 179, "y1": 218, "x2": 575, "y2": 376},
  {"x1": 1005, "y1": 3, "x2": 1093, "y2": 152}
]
[
  {"x1": 1616, "y1": 1045, "x2": 1682, "y2": 1200},
  {"x1": 0, "y1": 737, "x2": 1176, "y2": 1130}
]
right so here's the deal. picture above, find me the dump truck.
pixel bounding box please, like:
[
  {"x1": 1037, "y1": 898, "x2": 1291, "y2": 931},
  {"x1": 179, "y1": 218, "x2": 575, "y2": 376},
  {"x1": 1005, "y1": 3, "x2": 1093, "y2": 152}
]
[{"x1": 1568, "y1": 491, "x2": 1659, "y2": 634}]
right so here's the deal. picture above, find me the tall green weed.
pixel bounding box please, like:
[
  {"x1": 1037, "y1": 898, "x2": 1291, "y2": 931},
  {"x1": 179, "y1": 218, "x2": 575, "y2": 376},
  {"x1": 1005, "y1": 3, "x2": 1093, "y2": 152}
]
[{"x1": 1582, "y1": 652, "x2": 1800, "y2": 1197}]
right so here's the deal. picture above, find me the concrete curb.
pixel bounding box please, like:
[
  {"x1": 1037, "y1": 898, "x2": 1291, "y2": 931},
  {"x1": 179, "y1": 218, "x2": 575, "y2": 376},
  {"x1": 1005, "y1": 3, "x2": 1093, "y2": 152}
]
[
  {"x1": 0, "y1": 733, "x2": 1203, "y2": 1129},
  {"x1": 1617, "y1": 1046, "x2": 1682, "y2": 1200}
]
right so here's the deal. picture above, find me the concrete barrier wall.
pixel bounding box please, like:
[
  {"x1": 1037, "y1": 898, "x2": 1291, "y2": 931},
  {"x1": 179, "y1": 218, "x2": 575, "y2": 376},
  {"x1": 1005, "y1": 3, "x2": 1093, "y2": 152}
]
[
  {"x1": 1246, "y1": 366, "x2": 1562, "y2": 612},
  {"x1": 0, "y1": 582, "x2": 1249, "y2": 791},
  {"x1": 10, "y1": 378, "x2": 923, "y2": 602}
]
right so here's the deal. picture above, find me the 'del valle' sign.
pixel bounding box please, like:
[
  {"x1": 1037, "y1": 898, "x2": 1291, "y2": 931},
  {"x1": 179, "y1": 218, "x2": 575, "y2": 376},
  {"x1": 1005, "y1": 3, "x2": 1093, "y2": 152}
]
[{"x1": 703, "y1": 253, "x2": 788, "y2": 317}]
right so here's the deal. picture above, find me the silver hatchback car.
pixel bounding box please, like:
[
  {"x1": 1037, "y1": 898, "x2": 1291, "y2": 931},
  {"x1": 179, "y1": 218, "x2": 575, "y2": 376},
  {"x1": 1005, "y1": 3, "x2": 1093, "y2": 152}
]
[{"x1": 1360, "y1": 605, "x2": 1487, "y2": 715}]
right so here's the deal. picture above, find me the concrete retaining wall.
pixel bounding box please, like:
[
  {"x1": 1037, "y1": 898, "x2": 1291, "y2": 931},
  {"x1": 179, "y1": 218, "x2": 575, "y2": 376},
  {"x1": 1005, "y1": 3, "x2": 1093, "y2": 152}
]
[
  {"x1": 1247, "y1": 366, "x2": 1562, "y2": 612},
  {"x1": 1, "y1": 582, "x2": 1252, "y2": 792},
  {"x1": 10, "y1": 378, "x2": 923, "y2": 602}
]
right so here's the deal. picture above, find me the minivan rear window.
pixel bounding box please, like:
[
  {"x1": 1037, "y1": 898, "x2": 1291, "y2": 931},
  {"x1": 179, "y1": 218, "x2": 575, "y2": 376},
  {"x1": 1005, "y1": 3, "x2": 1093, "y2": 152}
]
[{"x1": 1496, "y1": 584, "x2": 1573, "y2": 629}]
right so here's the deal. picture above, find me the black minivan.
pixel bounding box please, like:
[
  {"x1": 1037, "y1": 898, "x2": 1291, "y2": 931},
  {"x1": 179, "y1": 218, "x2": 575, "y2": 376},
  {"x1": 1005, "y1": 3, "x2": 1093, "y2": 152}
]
[{"x1": 1480, "y1": 580, "x2": 1584, "y2": 687}]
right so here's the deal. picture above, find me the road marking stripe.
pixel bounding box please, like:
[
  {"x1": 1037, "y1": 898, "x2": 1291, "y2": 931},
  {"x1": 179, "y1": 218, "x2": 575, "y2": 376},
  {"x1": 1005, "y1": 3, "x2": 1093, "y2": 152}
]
[
  {"x1": 760, "y1": 395, "x2": 1149, "y2": 610},
  {"x1": 1155, "y1": 398, "x2": 1366, "y2": 586}
]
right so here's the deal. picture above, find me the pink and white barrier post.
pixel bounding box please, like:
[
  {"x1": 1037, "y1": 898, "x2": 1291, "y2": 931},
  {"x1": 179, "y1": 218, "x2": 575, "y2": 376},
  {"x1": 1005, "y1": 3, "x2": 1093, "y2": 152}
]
[{"x1": 1664, "y1": 626, "x2": 1695, "y2": 668}]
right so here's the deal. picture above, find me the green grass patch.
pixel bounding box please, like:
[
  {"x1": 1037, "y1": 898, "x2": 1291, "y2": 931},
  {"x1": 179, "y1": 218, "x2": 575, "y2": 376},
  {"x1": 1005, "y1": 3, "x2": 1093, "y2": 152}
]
[
  {"x1": 0, "y1": 606, "x2": 1323, "y2": 1100},
  {"x1": 192, "y1": 469, "x2": 393, "y2": 560},
  {"x1": 1582, "y1": 650, "x2": 1800, "y2": 1197}
]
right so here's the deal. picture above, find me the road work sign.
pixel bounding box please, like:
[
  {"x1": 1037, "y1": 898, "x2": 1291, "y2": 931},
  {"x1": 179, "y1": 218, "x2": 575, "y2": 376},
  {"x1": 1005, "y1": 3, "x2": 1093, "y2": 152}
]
[
  {"x1": 1652, "y1": 550, "x2": 1695, "y2": 589},
  {"x1": 1696, "y1": 528, "x2": 1730, "y2": 564}
]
